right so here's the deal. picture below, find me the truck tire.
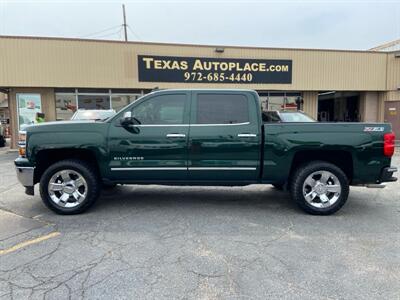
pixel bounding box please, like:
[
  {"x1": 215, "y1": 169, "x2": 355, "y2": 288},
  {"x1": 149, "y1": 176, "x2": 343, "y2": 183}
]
[
  {"x1": 40, "y1": 159, "x2": 100, "y2": 215},
  {"x1": 102, "y1": 183, "x2": 117, "y2": 190},
  {"x1": 290, "y1": 161, "x2": 349, "y2": 215},
  {"x1": 272, "y1": 183, "x2": 284, "y2": 190}
]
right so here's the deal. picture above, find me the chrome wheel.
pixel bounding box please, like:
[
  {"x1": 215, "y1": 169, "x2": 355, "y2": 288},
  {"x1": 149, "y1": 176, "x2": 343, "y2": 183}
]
[
  {"x1": 48, "y1": 169, "x2": 88, "y2": 208},
  {"x1": 302, "y1": 170, "x2": 341, "y2": 209}
]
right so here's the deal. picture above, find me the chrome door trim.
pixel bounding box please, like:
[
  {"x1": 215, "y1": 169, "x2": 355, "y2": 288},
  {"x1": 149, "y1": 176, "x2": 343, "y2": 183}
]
[
  {"x1": 166, "y1": 133, "x2": 186, "y2": 138},
  {"x1": 237, "y1": 133, "x2": 257, "y2": 137},
  {"x1": 135, "y1": 124, "x2": 189, "y2": 127},
  {"x1": 111, "y1": 167, "x2": 256, "y2": 171},
  {"x1": 188, "y1": 167, "x2": 256, "y2": 171},
  {"x1": 111, "y1": 167, "x2": 187, "y2": 171},
  {"x1": 191, "y1": 122, "x2": 250, "y2": 127},
  {"x1": 132, "y1": 122, "x2": 250, "y2": 127}
]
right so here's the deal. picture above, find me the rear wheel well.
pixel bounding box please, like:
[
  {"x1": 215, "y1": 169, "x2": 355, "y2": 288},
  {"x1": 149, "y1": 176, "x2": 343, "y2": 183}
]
[
  {"x1": 289, "y1": 150, "x2": 353, "y2": 183},
  {"x1": 34, "y1": 149, "x2": 100, "y2": 184}
]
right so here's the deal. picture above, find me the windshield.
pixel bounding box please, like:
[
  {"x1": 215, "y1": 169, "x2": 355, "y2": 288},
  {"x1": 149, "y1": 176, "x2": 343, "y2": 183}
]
[
  {"x1": 279, "y1": 112, "x2": 316, "y2": 122},
  {"x1": 71, "y1": 110, "x2": 115, "y2": 121}
]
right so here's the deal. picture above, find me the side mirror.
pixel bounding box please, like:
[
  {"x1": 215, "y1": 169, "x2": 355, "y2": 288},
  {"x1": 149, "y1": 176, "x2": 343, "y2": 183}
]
[{"x1": 120, "y1": 111, "x2": 141, "y2": 127}]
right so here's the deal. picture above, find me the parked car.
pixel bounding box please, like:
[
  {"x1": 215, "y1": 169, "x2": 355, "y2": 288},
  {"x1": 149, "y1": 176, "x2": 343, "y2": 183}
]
[
  {"x1": 71, "y1": 109, "x2": 115, "y2": 121},
  {"x1": 262, "y1": 110, "x2": 316, "y2": 123},
  {"x1": 15, "y1": 89, "x2": 397, "y2": 215}
]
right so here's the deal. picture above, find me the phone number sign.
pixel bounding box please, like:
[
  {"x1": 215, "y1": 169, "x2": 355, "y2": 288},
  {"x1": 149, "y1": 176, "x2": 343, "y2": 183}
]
[{"x1": 138, "y1": 55, "x2": 292, "y2": 84}]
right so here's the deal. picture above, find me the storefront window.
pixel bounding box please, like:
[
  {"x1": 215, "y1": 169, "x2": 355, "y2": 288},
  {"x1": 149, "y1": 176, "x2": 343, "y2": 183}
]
[
  {"x1": 54, "y1": 90, "x2": 147, "y2": 122},
  {"x1": 268, "y1": 93, "x2": 285, "y2": 111},
  {"x1": 17, "y1": 93, "x2": 42, "y2": 130},
  {"x1": 77, "y1": 95, "x2": 110, "y2": 110},
  {"x1": 259, "y1": 96, "x2": 269, "y2": 111},
  {"x1": 55, "y1": 94, "x2": 77, "y2": 120},
  {"x1": 258, "y1": 91, "x2": 302, "y2": 111},
  {"x1": 285, "y1": 95, "x2": 299, "y2": 110},
  {"x1": 111, "y1": 94, "x2": 141, "y2": 112}
]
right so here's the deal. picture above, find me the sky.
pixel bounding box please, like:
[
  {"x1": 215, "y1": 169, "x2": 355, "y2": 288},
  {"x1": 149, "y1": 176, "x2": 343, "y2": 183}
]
[{"x1": 0, "y1": 0, "x2": 399, "y2": 50}]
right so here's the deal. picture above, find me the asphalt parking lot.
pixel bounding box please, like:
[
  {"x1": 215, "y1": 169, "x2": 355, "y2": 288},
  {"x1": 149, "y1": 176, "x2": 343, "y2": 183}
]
[{"x1": 0, "y1": 151, "x2": 399, "y2": 300}]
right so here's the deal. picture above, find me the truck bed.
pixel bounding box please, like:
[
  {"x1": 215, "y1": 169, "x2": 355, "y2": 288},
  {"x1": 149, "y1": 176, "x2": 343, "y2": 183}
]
[{"x1": 262, "y1": 122, "x2": 393, "y2": 184}]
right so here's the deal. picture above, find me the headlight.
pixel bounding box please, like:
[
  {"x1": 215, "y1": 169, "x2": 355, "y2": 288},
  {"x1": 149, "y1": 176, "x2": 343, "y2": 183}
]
[{"x1": 18, "y1": 131, "x2": 27, "y2": 157}]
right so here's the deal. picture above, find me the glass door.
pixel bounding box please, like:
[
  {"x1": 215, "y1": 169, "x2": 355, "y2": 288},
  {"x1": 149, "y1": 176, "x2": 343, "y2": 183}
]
[{"x1": 17, "y1": 93, "x2": 42, "y2": 130}]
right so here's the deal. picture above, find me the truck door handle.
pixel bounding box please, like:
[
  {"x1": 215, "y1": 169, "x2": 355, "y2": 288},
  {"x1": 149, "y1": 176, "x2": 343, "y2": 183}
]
[
  {"x1": 166, "y1": 133, "x2": 186, "y2": 138},
  {"x1": 238, "y1": 133, "x2": 257, "y2": 138}
]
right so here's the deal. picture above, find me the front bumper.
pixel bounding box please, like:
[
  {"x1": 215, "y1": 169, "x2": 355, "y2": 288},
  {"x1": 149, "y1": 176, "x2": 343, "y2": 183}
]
[
  {"x1": 379, "y1": 166, "x2": 398, "y2": 183},
  {"x1": 15, "y1": 166, "x2": 35, "y2": 187}
]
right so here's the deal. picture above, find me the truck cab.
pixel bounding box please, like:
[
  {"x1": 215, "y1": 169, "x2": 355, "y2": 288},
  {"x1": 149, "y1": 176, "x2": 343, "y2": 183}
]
[{"x1": 107, "y1": 89, "x2": 261, "y2": 183}]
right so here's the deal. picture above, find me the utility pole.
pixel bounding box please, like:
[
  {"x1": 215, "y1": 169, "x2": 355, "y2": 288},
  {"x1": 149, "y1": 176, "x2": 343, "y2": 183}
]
[{"x1": 122, "y1": 4, "x2": 128, "y2": 42}]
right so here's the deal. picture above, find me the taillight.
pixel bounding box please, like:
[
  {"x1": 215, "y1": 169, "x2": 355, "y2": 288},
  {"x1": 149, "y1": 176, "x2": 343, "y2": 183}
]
[{"x1": 384, "y1": 132, "x2": 395, "y2": 157}]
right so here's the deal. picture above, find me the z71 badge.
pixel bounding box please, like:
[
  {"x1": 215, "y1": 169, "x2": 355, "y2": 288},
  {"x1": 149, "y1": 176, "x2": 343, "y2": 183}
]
[{"x1": 364, "y1": 127, "x2": 384, "y2": 132}]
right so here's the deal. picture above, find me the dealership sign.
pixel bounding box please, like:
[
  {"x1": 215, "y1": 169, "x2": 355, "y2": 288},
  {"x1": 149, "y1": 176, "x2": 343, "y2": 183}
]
[{"x1": 138, "y1": 55, "x2": 292, "y2": 84}]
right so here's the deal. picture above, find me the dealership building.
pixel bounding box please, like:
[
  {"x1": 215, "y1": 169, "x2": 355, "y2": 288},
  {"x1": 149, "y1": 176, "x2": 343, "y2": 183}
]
[{"x1": 0, "y1": 35, "x2": 399, "y2": 148}]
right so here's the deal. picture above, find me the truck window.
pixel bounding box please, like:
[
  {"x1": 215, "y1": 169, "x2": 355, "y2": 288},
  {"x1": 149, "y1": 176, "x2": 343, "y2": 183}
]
[
  {"x1": 196, "y1": 94, "x2": 249, "y2": 124},
  {"x1": 131, "y1": 94, "x2": 186, "y2": 124}
]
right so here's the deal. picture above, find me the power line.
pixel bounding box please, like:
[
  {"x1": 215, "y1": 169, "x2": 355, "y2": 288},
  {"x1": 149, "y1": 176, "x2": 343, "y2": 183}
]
[
  {"x1": 127, "y1": 25, "x2": 142, "y2": 41},
  {"x1": 119, "y1": 26, "x2": 124, "y2": 40},
  {"x1": 89, "y1": 27, "x2": 122, "y2": 39},
  {"x1": 77, "y1": 5, "x2": 143, "y2": 42},
  {"x1": 80, "y1": 25, "x2": 122, "y2": 38}
]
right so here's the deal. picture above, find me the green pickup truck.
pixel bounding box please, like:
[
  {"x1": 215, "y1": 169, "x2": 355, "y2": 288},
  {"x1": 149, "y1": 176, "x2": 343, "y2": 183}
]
[{"x1": 15, "y1": 89, "x2": 397, "y2": 215}]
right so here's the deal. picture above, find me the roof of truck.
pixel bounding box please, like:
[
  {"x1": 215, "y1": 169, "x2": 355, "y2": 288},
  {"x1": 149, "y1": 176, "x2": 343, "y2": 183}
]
[{"x1": 150, "y1": 88, "x2": 257, "y2": 92}]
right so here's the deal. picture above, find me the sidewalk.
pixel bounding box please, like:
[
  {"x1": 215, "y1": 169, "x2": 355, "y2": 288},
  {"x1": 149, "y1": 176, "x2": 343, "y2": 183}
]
[
  {"x1": 0, "y1": 138, "x2": 17, "y2": 154},
  {"x1": 0, "y1": 146, "x2": 15, "y2": 154}
]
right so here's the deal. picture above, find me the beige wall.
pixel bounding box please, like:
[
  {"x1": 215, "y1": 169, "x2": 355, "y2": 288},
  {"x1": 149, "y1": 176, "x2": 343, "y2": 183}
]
[
  {"x1": 359, "y1": 92, "x2": 379, "y2": 122},
  {"x1": 0, "y1": 36, "x2": 390, "y2": 91},
  {"x1": 386, "y1": 53, "x2": 400, "y2": 91},
  {"x1": 377, "y1": 92, "x2": 388, "y2": 122},
  {"x1": 302, "y1": 91, "x2": 318, "y2": 119}
]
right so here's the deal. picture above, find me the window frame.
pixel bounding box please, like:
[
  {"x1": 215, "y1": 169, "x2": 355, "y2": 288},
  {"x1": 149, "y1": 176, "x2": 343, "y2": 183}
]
[
  {"x1": 192, "y1": 92, "x2": 251, "y2": 125},
  {"x1": 114, "y1": 91, "x2": 190, "y2": 126},
  {"x1": 77, "y1": 93, "x2": 112, "y2": 110},
  {"x1": 55, "y1": 93, "x2": 78, "y2": 121},
  {"x1": 111, "y1": 93, "x2": 142, "y2": 112}
]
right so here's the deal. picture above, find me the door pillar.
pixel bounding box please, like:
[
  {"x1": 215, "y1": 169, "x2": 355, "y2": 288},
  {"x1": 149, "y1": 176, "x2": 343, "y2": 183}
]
[{"x1": 302, "y1": 91, "x2": 318, "y2": 119}]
